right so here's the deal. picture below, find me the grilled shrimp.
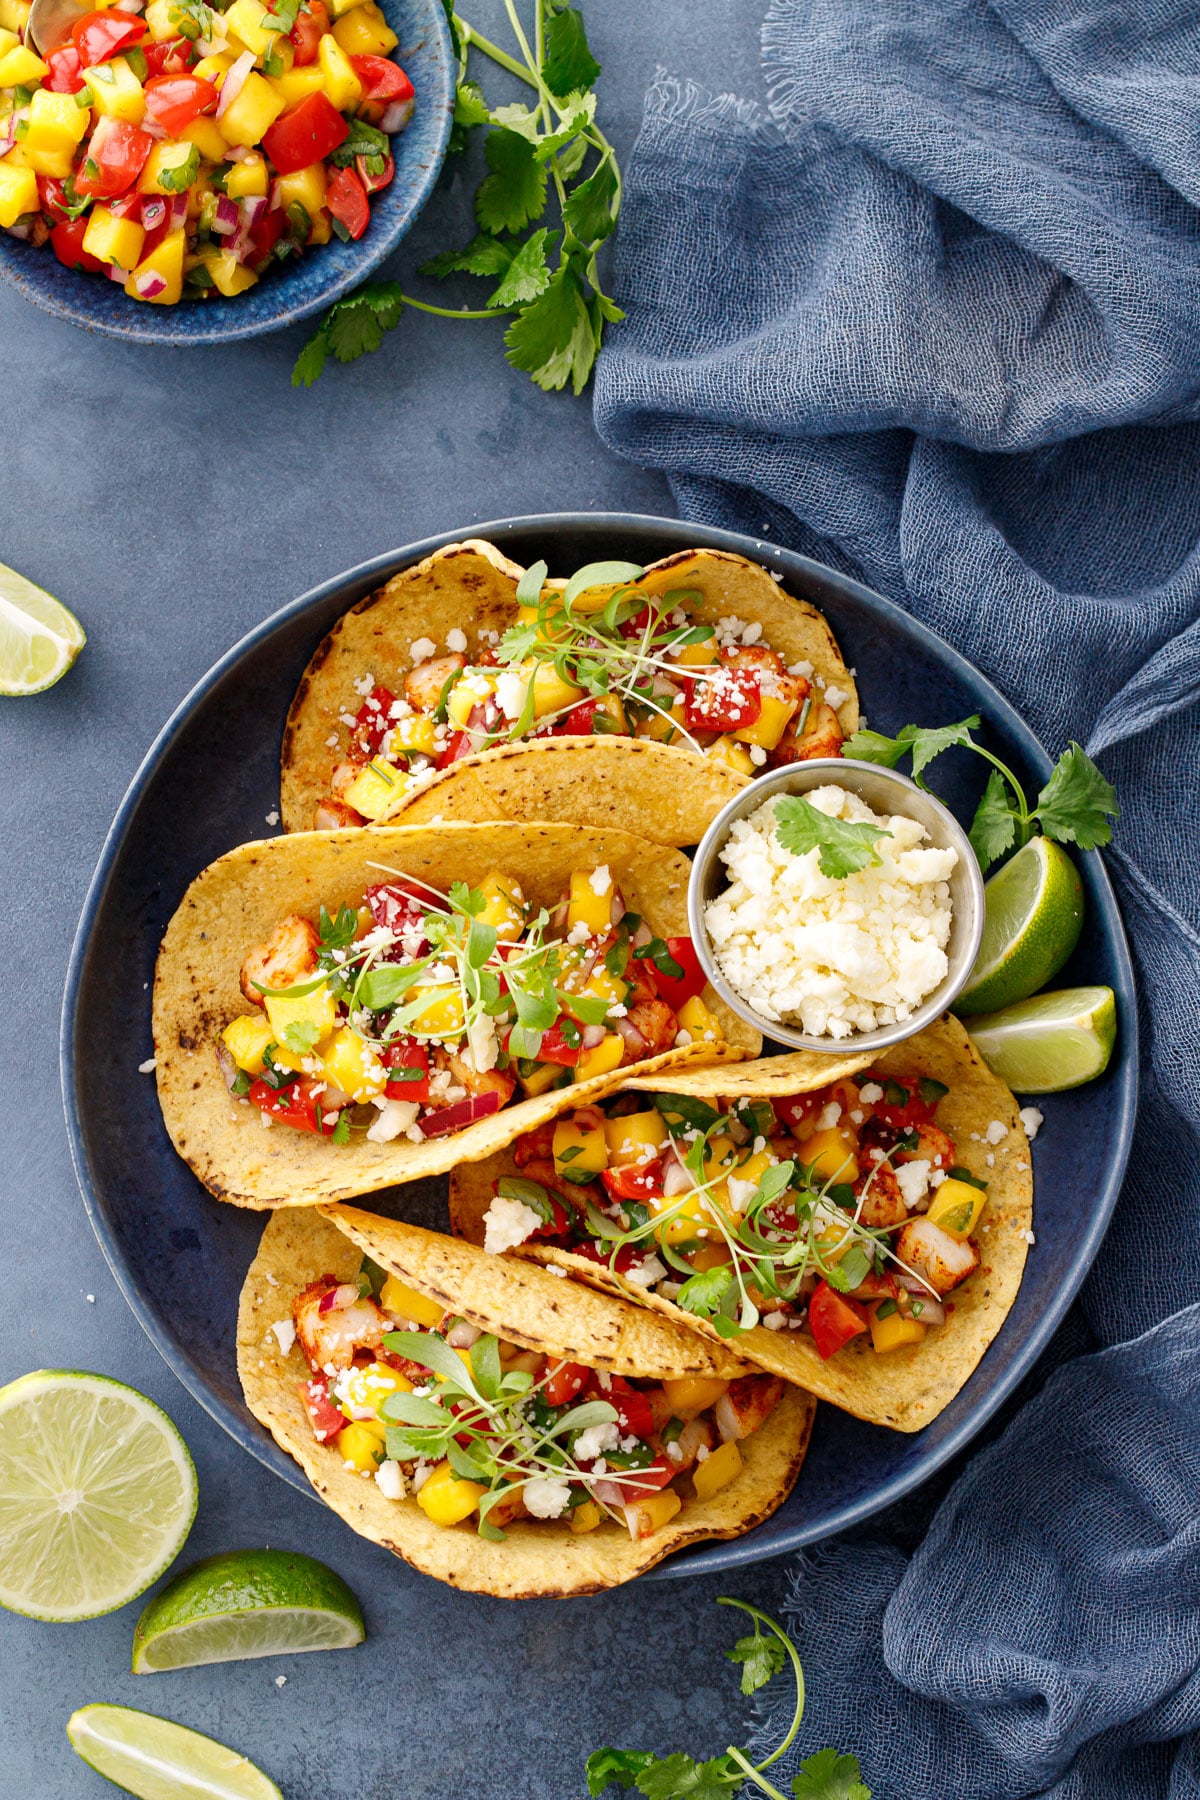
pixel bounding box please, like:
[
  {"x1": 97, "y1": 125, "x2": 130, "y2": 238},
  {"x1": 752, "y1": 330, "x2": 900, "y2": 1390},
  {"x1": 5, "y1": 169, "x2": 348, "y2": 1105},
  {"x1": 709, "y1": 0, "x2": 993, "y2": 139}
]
[
  {"x1": 714, "y1": 1374, "x2": 784, "y2": 1443},
  {"x1": 293, "y1": 1276, "x2": 387, "y2": 1372},
  {"x1": 239, "y1": 913, "x2": 320, "y2": 1007},
  {"x1": 404, "y1": 654, "x2": 466, "y2": 713},
  {"x1": 895, "y1": 1219, "x2": 980, "y2": 1296}
]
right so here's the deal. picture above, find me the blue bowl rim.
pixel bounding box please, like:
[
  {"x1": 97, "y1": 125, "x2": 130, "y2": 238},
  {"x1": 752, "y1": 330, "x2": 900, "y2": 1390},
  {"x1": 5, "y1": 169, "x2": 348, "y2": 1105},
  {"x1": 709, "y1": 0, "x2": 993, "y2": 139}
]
[
  {"x1": 59, "y1": 509, "x2": 1138, "y2": 1579},
  {"x1": 0, "y1": 0, "x2": 454, "y2": 345}
]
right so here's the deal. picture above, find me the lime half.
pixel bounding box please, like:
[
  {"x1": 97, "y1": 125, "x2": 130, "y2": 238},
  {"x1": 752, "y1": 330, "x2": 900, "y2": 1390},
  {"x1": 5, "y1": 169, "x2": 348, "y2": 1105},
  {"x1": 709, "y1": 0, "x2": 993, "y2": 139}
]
[
  {"x1": 0, "y1": 1371, "x2": 197, "y2": 1621},
  {"x1": 68, "y1": 1705, "x2": 282, "y2": 1800},
  {"x1": 955, "y1": 837, "x2": 1084, "y2": 1015},
  {"x1": 133, "y1": 1548, "x2": 365, "y2": 1672},
  {"x1": 0, "y1": 560, "x2": 86, "y2": 695},
  {"x1": 967, "y1": 986, "x2": 1116, "y2": 1093}
]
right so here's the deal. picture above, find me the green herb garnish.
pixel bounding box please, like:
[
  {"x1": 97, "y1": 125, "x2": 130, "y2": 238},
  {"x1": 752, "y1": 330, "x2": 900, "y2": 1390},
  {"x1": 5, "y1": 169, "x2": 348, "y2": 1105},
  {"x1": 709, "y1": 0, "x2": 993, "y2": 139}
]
[{"x1": 774, "y1": 796, "x2": 892, "y2": 880}]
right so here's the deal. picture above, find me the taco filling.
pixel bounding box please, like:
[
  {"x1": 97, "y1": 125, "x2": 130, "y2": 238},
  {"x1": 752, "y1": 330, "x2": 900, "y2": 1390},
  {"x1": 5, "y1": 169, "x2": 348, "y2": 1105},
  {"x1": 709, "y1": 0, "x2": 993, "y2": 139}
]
[
  {"x1": 288, "y1": 1259, "x2": 784, "y2": 1543},
  {"x1": 317, "y1": 563, "x2": 847, "y2": 828},
  {"x1": 478, "y1": 1072, "x2": 989, "y2": 1360},
  {"x1": 220, "y1": 863, "x2": 724, "y2": 1144}
]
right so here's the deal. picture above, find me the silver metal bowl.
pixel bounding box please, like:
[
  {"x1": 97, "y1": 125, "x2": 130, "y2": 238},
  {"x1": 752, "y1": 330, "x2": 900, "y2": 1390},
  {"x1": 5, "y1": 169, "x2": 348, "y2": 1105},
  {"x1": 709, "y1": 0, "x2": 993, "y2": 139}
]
[{"x1": 688, "y1": 759, "x2": 985, "y2": 1054}]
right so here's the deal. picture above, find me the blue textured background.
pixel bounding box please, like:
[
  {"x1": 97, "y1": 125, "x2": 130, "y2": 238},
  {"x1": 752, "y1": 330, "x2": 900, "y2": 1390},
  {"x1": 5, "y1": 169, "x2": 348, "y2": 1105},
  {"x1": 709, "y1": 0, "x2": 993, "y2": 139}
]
[{"x1": 0, "y1": 6, "x2": 803, "y2": 1795}]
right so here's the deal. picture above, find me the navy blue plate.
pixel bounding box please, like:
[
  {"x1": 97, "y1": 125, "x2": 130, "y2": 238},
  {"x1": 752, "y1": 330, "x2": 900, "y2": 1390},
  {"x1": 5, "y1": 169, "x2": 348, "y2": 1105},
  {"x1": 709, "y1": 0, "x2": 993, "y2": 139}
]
[
  {"x1": 61, "y1": 513, "x2": 1136, "y2": 1579},
  {"x1": 0, "y1": 0, "x2": 453, "y2": 344}
]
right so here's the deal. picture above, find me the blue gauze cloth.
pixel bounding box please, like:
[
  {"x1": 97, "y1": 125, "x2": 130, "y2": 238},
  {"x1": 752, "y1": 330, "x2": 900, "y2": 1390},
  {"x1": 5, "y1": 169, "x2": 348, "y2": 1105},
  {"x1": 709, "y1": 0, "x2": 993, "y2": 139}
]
[{"x1": 593, "y1": 4, "x2": 1200, "y2": 1796}]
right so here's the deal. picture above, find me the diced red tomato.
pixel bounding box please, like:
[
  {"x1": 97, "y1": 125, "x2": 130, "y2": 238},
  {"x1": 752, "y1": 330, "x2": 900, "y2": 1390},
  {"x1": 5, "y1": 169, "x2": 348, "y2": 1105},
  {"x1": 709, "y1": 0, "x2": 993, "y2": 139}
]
[
  {"x1": 808, "y1": 1281, "x2": 869, "y2": 1360},
  {"x1": 349, "y1": 684, "x2": 396, "y2": 761},
  {"x1": 50, "y1": 215, "x2": 104, "y2": 272},
  {"x1": 325, "y1": 164, "x2": 369, "y2": 239},
  {"x1": 289, "y1": 0, "x2": 330, "y2": 65},
  {"x1": 355, "y1": 151, "x2": 393, "y2": 195},
  {"x1": 349, "y1": 53, "x2": 413, "y2": 101},
  {"x1": 44, "y1": 44, "x2": 85, "y2": 92},
  {"x1": 381, "y1": 1038, "x2": 430, "y2": 1103},
  {"x1": 617, "y1": 1453, "x2": 675, "y2": 1493},
  {"x1": 247, "y1": 1076, "x2": 341, "y2": 1134},
  {"x1": 775, "y1": 1091, "x2": 825, "y2": 1138},
  {"x1": 531, "y1": 1021, "x2": 582, "y2": 1068},
  {"x1": 619, "y1": 604, "x2": 654, "y2": 641},
  {"x1": 543, "y1": 1359, "x2": 589, "y2": 1406},
  {"x1": 261, "y1": 90, "x2": 348, "y2": 176},
  {"x1": 649, "y1": 936, "x2": 707, "y2": 1010},
  {"x1": 529, "y1": 1190, "x2": 573, "y2": 1238},
  {"x1": 572, "y1": 1241, "x2": 654, "y2": 1277},
  {"x1": 74, "y1": 117, "x2": 154, "y2": 199},
  {"x1": 108, "y1": 188, "x2": 144, "y2": 219},
  {"x1": 868, "y1": 1078, "x2": 937, "y2": 1131},
  {"x1": 297, "y1": 1375, "x2": 346, "y2": 1440},
  {"x1": 144, "y1": 73, "x2": 218, "y2": 134},
  {"x1": 545, "y1": 697, "x2": 607, "y2": 738},
  {"x1": 604, "y1": 1377, "x2": 655, "y2": 1440},
  {"x1": 600, "y1": 1157, "x2": 664, "y2": 1203},
  {"x1": 249, "y1": 204, "x2": 286, "y2": 266},
  {"x1": 681, "y1": 665, "x2": 762, "y2": 733},
  {"x1": 72, "y1": 9, "x2": 147, "y2": 66},
  {"x1": 436, "y1": 728, "x2": 474, "y2": 770},
  {"x1": 37, "y1": 176, "x2": 74, "y2": 222},
  {"x1": 142, "y1": 37, "x2": 193, "y2": 77},
  {"x1": 363, "y1": 880, "x2": 429, "y2": 949}
]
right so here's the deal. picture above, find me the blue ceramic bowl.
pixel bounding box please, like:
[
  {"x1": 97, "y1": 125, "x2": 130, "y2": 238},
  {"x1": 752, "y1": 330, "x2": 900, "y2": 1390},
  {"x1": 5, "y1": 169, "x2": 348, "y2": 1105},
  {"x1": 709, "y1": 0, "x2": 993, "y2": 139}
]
[
  {"x1": 61, "y1": 513, "x2": 1137, "y2": 1580},
  {"x1": 0, "y1": 0, "x2": 453, "y2": 344}
]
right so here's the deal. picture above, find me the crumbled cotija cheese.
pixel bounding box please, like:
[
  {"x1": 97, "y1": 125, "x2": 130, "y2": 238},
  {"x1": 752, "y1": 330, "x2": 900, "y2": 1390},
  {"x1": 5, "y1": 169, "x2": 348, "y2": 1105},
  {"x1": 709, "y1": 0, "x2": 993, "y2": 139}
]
[
  {"x1": 483, "y1": 1194, "x2": 542, "y2": 1255},
  {"x1": 704, "y1": 785, "x2": 957, "y2": 1037}
]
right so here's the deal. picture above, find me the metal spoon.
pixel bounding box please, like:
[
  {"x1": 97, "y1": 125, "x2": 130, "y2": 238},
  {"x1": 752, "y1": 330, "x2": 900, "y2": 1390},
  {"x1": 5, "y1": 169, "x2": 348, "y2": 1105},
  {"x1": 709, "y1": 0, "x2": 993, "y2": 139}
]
[{"x1": 25, "y1": 0, "x2": 88, "y2": 55}]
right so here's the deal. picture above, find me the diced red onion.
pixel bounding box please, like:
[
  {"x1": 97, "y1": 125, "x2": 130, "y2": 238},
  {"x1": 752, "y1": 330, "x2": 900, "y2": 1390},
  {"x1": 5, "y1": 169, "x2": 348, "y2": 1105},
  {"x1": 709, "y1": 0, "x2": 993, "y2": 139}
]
[
  {"x1": 215, "y1": 1040, "x2": 240, "y2": 1093},
  {"x1": 662, "y1": 1157, "x2": 694, "y2": 1197},
  {"x1": 317, "y1": 1281, "x2": 360, "y2": 1315},
  {"x1": 897, "y1": 1268, "x2": 937, "y2": 1297},
  {"x1": 134, "y1": 270, "x2": 168, "y2": 298},
  {"x1": 911, "y1": 1295, "x2": 946, "y2": 1327},
  {"x1": 228, "y1": 193, "x2": 267, "y2": 262},
  {"x1": 141, "y1": 116, "x2": 167, "y2": 139},
  {"x1": 107, "y1": 262, "x2": 130, "y2": 283},
  {"x1": 168, "y1": 192, "x2": 188, "y2": 230},
  {"x1": 223, "y1": 142, "x2": 251, "y2": 161},
  {"x1": 614, "y1": 1016, "x2": 647, "y2": 1058},
  {"x1": 446, "y1": 1321, "x2": 480, "y2": 1349},
  {"x1": 379, "y1": 97, "x2": 415, "y2": 134},
  {"x1": 631, "y1": 920, "x2": 654, "y2": 949},
  {"x1": 417, "y1": 1092, "x2": 502, "y2": 1138},
  {"x1": 581, "y1": 1023, "x2": 607, "y2": 1050},
  {"x1": 592, "y1": 1479, "x2": 625, "y2": 1507},
  {"x1": 0, "y1": 123, "x2": 15, "y2": 158},
  {"x1": 141, "y1": 197, "x2": 167, "y2": 232},
  {"x1": 216, "y1": 49, "x2": 254, "y2": 120},
  {"x1": 211, "y1": 194, "x2": 240, "y2": 237},
  {"x1": 6, "y1": 214, "x2": 36, "y2": 241}
]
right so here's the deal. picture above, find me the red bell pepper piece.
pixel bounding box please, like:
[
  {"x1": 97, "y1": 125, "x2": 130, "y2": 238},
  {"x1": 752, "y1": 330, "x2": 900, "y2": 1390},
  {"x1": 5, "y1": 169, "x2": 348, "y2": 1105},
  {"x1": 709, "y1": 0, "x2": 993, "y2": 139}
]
[
  {"x1": 247, "y1": 1076, "x2": 341, "y2": 1135},
  {"x1": 807, "y1": 1281, "x2": 869, "y2": 1360},
  {"x1": 74, "y1": 117, "x2": 153, "y2": 199},
  {"x1": 297, "y1": 1376, "x2": 346, "y2": 1441},
  {"x1": 144, "y1": 73, "x2": 218, "y2": 133},
  {"x1": 616, "y1": 1453, "x2": 676, "y2": 1494},
  {"x1": 530, "y1": 1021, "x2": 582, "y2": 1068},
  {"x1": 381, "y1": 1038, "x2": 430, "y2": 1103},
  {"x1": 349, "y1": 53, "x2": 413, "y2": 102},
  {"x1": 50, "y1": 215, "x2": 104, "y2": 272},
  {"x1": 262, "y1": 90, "x2": 348, "y2": 176},
  {"x1": 71, "y1": 9, "x2": 147, "y2": 66},
  {"x1": 546, "y1": 697, "x2": 606, "y2": 737},
  {"x1": 289, "y1": 0, "x2": 330, "y2": 65},
  {"x1": 417, "y1": 1092, "x2": 503, "y2": 1138},
  {"x1": 349, "y1": 684, "x2": 397, "y2": 761},
  {"x1": 542, "y1": 1359, "x2": 589, "y2": 1407},
  {"x1": 604, "y1": 1377, "x2": 655, "y2": 1440},
  {"x1": 436, "y1": 728, "x2": 474, "y2": 769},
  {"x1": 44, "y1": 44, "x2": 85, "y2": 92},
  {"x1": 681, "y1": 665, "x2": 762, "y2": 734},
  {"x1": 600, "y1": 1157, "x2": 664, "y2": 1203},
  {"x1": 249, "y1": 204, "x2": 287, "y2": 266},
  {"x1": 649, "y1": 936, "x2": 707, "y2": 1010},
  {"x1": 325, "y1": 163, "x2": 369, "y2": 239}
]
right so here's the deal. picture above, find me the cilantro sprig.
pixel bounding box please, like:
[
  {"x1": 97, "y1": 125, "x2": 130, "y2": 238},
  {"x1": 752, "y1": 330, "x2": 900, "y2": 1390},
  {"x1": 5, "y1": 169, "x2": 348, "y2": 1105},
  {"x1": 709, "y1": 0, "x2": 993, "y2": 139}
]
[
  {"x1": 773, "y1": 796, "x2": 892, "y2": 880},
  {"x1": 293, "y1": 0, "x2": 622, "y2": 393},
  {"x1": 586, "y1": 1599, "x2": 870, "y2": 1800},
  {"x1": 844, "y1": 717, "x2": 1118, "y2": 873}
]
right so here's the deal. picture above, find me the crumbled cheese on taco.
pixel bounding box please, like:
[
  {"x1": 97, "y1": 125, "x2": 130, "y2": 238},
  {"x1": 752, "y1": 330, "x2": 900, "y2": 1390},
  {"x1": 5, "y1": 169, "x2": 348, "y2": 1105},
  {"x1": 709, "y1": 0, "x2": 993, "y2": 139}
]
[
  {"x1": 1019, "y1": 1106, "x2": 1044, "y2": 1140},
  {"x1": 523, "y1": 1477, "x2": 572, "y2": 1519},
  {"x1": 483, "y1": 1194, "x2": 542, "y2": 1255}
]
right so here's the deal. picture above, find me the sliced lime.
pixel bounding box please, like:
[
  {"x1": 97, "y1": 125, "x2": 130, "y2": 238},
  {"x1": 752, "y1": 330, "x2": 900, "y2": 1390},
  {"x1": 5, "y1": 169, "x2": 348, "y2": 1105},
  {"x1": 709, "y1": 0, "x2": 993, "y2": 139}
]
[
  {"x1": 0, "y1": 1371, "x2": 197, "y2": 1621},
  {"x1": 0, "y1": 560, "x2": 86, "y2": 695},
  {"x1": 132, "y1": 1548, "x2": 365, "y2": 1672},
  {"x1": 67, "y1": 1705, "x2": 282, "y2": 1800},
  {"x1": 955, "y1": 837, "x2": 1084, "y2": 1015},
  {"x1": 967, "y1": 986, "x2": 1117, "y2": 1093}
]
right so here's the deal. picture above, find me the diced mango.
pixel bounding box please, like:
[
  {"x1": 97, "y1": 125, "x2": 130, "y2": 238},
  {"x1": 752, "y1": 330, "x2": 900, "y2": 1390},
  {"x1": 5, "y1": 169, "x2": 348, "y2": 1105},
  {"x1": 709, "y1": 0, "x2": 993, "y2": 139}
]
[
  {"x1": 179, "y1": 115, "x2": 229, "y2": 161},
  {"x1": 0, "y1": 157, "x2": 37, "y2": 228},
  {"x1": 263, "y1": 979, "x2": 338, "y2": 1055},
  {"x1": 625, "y1": 1488, "x2": 681, "y2": 1539},
  {"x1": 328, "y1": 0, "x2": 371, "y2": 18},
  {"x1": 338, "y1": 1421, "x2": 386, "y2": 1471},
  {"x1": 221, "y1": 1013, "x2": 276, "y2": 1076},
  {"x1": 125, "y1": 227, "x2": 185, "y2": 304},
  {"x1": 269, "y1": 63, "x2": 326, "y2": 107},
  {"x1": 518, "y1": 1062, "x2": 564, "y2": 1098},
  {"x1": 604, "y1": 1110, "x2": 668, "y2": 1165},
  {"x1": 200, "y1": 246, "x2": 259, "y2": 296},
  {"x1": 139, "y1": 139, "x2": 198, "y2": 194},
  {"x1": 192, "y1": 50, "x2": 235, "y2": 82},
  {"x1": 573, "y1": 1035, "x2": 624, "y2": 1084},
  {"x1": 21, "y1": 89, "x2": 89, "y2": 179},
  {"x1": 692, "y1": 1438, "x2": 743, "y2": 1502},
  {"x1": 446, "y1": 668, "x2": 494, "y2": 730},
  {"x1": 582, "y1": 965, "x2": 625, "y2": 1009},
  {"x1": 677, "y1": 994, "x2": 723, "y2": 1044},
  {"x1": 407, "y1": 985, "x2": 465, "y2": 1038},
  {"x1": 223, "y1": 0, "x2": 273, "y2": 55},
  {"x1": 0, "y1": 42, "x2": 46, "y2": 84},
  {"x1": 0, "y1": 27, "x2": 16, "y2": 57},
  {"x1": 925, "y1": 1177, "x2": 987, "y2": 1240},
  {"x1": 224, "y1": 150, "x2": 269, "y2": 197},
  {"x1": 526, "y1": 660, "x2": 584, "y2": 719},
  {"x1": 274, "y1": 158, "x2": 328, "y2": 222},
  {"x1": 799, "y1": 1125, "x2": 859, "y2": 1185},
  {"x1": 217, "y1": 67, "x2": 284, "y2": 145},
  {"x1": 647, "y1": 1187, "x2": 725, "y2": 1247},
  {"x1": 320, "y1": 1025, "x2": 387, "y2": 1102},
  {"x1": 341, "y1": 756, "x2": 402, "y2": 821},
  {"x1": 0, "y1": 0, "x2": 30, "y2": 34},
  {"x1": 390, "y1": 711, "x2": 438, "y2": 755},
  {"x1": 84, "y1": 54, "x2": 146, "y2": 123},
  {"x1": 672, "y1": 632, "x2": 718, "y2": 668},
  {"x1": 81, "y1": 202, "x2": 145, "y2": 269},
  {"x1": 701, "y1": 1134, "x2": 737, "y2": 1186},
  {"x1": 707, "y1": 735, "x2": 756, "y2": 777},
  {"x1": 143, "y1": 0, "x2": 183, "y2": 38},
  {"x1": 687, "y1": 1241, "x2": 734, "y2": 1273},
  {"x1": 416, "y1": 1460, "x2": 485, "y2": 1528},
  {"x1": 569, "y1": 1499, "x2": 601, "y2": 1534},
  {"x1": 331, "y1": 0, "x2": 396, "y2": 54},
  {"x1": 636, "y1": 699, "x2": 686, "y2": 745},
  {"x1": 316, "y1": 29, "x2": 361, "y2": 108},
  {"x1": 379, "y1": 1275, "x2": 445, "y2": 1329},
  {"x1": 475, "y1": 870, "x2": 526, "y2": 942},
  {"x1": 661, "y1": 1376, "x2": 729, "y2": 1418},
  {"x1": 338, "y1": 1359, "x2": 412, "y2": 1413},
  {"x1": 567, "y1": 866, "x2": 614, "y2": 937},
  {"x1": 553, "y1": 1115, "x2": 608, "y2": 1180},
  {"x1": 727, "y1": 1147, "x2": 773, "y2": 1197},
  {"x1": 869, "y1": 1308, "x2": 927, "y2": 1354},
  {"x1": 732, "y1": 691, "x2": 798, "y2": 751}
]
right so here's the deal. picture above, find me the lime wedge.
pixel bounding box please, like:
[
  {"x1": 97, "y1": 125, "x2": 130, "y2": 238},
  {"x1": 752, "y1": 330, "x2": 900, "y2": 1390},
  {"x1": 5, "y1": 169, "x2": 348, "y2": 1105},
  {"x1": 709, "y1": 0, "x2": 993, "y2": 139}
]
[
  {"x1": 67, "y1": 1705, "x2": 282, "y2": 1800},
  {"x1": 0, "y1": 1371, "x2": 197, "y2": 1621},
  {"x1": 0, "y1": 560, "x2": 86, "y2": 695},
  {"x1": 132, "y1": 1548, "x2": 365, "y2": 1672},
  {"x1": 955, "y1": 837, "x2": 1084, "y2": 1016},
  {"x1": 967, "y1": 986, "x2": 1117, "y2": 1093}
]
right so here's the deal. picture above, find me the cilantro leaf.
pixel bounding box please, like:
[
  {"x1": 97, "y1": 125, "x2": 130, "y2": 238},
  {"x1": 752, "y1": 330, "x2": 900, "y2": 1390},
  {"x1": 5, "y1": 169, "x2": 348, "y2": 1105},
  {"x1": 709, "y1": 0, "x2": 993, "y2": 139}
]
[
  {"x1": 542, "y1": 1, "x2": 601, "y2": 97},
  {"x1": 475, "y1": 128, "x2": 548, "y2": 235},
  {"x1": 633, "y1": 1753, "x2": 737, "y2": 1799},
  {"x1": 843, "y1": 716, "x2": 980, "y2": 786},
  {"x1": 675, "y1": 1265, "x2": 736, "y2": 1321},
  {"x1": 281, "y1": 1020, "x2": 320, "y2": 1056},
  {"x1": 968, "y1": 767, "x2": 1018, "y2": 872},
  {"x1": 292, "y1": 327, "x2": 329, "y2": 388},
  {"x1": 563, "y1": 152, "x2": 618, "y2": 243},
  {"x1": 840, "y1": 727, "x2": 908, "y2": 768},
  {"x1": 533, "y1": 91, "x2": 597, "y2": 160},
  {"x1": 774, "y1": 795, "x2": 892, "y2": 879},
  {"x1": 454, "y1": 78, "x2": 490, "y2": 129},
  {"x1": 325, "y1": 282, "x2": 403, "y2": 361},
  {"x1": 726, "y1": 1629, "x2": 786, "y2": 1696},
  {"x1": 420, "y1": 233, "x2": 516, "y2": 280},
  {"x1": 488, "y1": 227, "x2": 556, "y2": 308},
  {"x1": 504, "y1": 260, "x2": 596, "y2": 394},
  {"x1": 790, "y1": 1747, "x2": 871, "y2": 1800},
  {"x1": 586, "y1": 1751, "x2": 658, "y2": 1795},
  {"x1": 1032, "y1": 742, "x2": 1118, "y2": 851}
]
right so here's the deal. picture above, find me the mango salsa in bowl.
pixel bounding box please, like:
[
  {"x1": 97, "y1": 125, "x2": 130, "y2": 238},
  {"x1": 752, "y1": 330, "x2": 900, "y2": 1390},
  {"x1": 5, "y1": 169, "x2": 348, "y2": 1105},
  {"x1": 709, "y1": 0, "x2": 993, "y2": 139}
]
[{"x1": 0, "y1": 0, "x2": 452, "y2": 340}]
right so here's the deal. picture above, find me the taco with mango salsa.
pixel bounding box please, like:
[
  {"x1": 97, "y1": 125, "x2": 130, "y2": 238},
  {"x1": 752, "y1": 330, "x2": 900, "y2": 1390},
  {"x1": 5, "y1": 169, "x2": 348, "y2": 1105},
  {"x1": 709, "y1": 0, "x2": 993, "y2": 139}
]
[
  {"x1": 237, "y1": 1204, "x2": 816, "y2": 1596},
  {"x1": 279, "y1": 539, "x2": 858, "y2": 840},
  {"x1": 449, "y1": 1016, "x2": 1034, "y2": 1433},
  {"x1": 153, "y1": 821, "x2": 767, "y2": 1209}
]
